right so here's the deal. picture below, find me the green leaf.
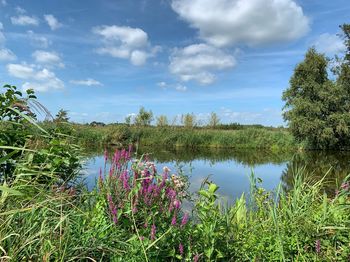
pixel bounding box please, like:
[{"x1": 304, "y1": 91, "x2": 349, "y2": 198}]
[
  {"x1": 208, "y1": 183, "x2": 218, "y2": 194},
  {"x1": 0, "y1": 185, "x2": 23, "y2": 196}
]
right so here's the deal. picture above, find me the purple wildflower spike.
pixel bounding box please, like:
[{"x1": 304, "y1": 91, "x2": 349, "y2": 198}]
[
  {"x1": 179, "y1": 243, "x2": 184, "y2": 256},
  {"x1": 151, "y1": 224, "x2": 156, "y2": 241},
  {"x1": 171, "y1": 215, "x2": 177, "y2": 226},
  {"x1": 315, "y1": 239, "x2": 321, "y2": 254},
  {"x1": 181, "y1": 213, "x2": 189, "y2": 226}
]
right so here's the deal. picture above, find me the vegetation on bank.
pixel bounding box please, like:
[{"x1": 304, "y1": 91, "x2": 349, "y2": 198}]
[
  {"x1": 283, "y1": 24, "x2": 350, "y2": 149},
  {"x1": 49, "y1": 123, "x2": 298, "y2": 151}
]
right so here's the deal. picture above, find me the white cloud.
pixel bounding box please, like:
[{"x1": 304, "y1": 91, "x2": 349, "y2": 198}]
[
  {"x1": 0, "y1": 48, "x2": 16, "y2": 61},
  {"x1": 44, "y1": 14, "x2": 62, "y2": 30},
  {"x1": 15, "y1": 6, "x2": 26, "y2": 14},
  {"x1": 70, "y1": 78, "x2": 103, "y2": 86},
  {"x1": 313, "y1": 33, "x2": 346, "y2": 56},
  {"x1": 93, "y1": 25, "x2": 156, "y2": 66},
  {"x1": 130, "y1": 50, "x2": 148, "y2": 66},
  {"x1": 175, "y1": 84, "x2": 187, "y2": 92},
  {"x1": 27, "y1": 30, "x2": 51, "y2": 48},
  {"x1": 1, "y1": 0, "x2": 7, "y2": 6},
  {"x1": 169, "y1": 43, "x2": 236, "y2": 85},
  {"x1": 32, "y1": 50, "x2": 64, "y2": 68},
  {"x1": 157, "y1": 81, "x2": 167, "y2": 88},
  {"x1": 171, "y1": 0, "x2": 309, "y2": 47},
  {"x1": 7, "y1": 63, "x2": 64, "y2": 92},
  {"x1": 11, "y1": 15, "x2": 39, "y2": 26}
]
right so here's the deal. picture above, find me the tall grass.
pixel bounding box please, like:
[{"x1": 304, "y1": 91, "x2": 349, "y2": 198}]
[{"x1": 71, "y1": 124, "x2": 299, "y2": 151}]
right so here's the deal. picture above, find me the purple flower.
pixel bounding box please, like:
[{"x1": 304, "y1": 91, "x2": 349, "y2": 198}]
[
  {"x1": 341, "y1": 182, "x2": 349, "y2": 191},
  {"x1": 151, "y1": 224, "x2": 156, "y2": 241},
  {"x1": 171, "y1": 216, "x2": 177, "y2": 226},
  {"x1": 179, "y1": 243, "x2": 184, "y2": 256},
  {"x1": 193, "y1": 254, "x2": 200, "y2": 262},
  {"x1": 315, "y1": 239, "x2": 321, "y2": 254},
  {"x1": 181, "y1": 213, "x2": 189, "y2": 226},
  {"x1": 174, "y1": 199, "x2": 181, "y2": 209},
  {"x1": 166, "y1": 189, "x2": 177, "y2": 199}
]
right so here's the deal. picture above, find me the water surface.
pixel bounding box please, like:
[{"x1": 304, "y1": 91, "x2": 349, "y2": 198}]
[{"x1": 83, "y1": 147, "x2": 350, "y2": 202}]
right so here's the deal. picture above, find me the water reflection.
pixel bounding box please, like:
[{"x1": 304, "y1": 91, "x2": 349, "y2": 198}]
[{"x1": 83, "y1": 146, "x2": 350, "y2": 202}]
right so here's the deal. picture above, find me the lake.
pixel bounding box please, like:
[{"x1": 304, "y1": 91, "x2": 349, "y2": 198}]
[{"x1": 83, "y1": 146, "x2": 350, "y2": 202}]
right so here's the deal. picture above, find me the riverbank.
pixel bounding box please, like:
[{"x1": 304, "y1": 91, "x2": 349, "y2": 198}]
[{"x1": 65, "y1": 123, "x2": 300, "y2": 151}]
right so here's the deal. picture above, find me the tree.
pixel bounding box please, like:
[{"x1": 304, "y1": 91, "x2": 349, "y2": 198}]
[
  {"x1": 283, "y1": 25, "x2": 350, "y2": 149},
  {"x1": 156, "y1": 115, "x2": 168, "y2": 127},
  {"x1": 209, "y1": 112, "x2": 220, "y2": 128},
  {"x1": 181, "y1": 113, "x2": 196, "y2": 129},
  {"x1": 125, "y1": 115, "x2": 132, "y2": 126},
  {"x1": 55, "y1": 109, "x2": 69, "y2": 122},
  {"x1": 134, "y1": 107, "x2": 153, "y2": 126}
]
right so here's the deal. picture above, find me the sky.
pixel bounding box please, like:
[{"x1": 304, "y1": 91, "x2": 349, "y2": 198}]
[{"x1": 0, "y1": 0, "x2": 348, "y2": 126}]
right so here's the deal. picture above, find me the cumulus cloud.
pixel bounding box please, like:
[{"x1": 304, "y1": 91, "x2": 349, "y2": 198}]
[
  {"x1": 70, "y1": 78, "x2": 103, "y2": 86},
  {"x1": 32, "y1": 50, "x2": 64, "y2": 68},
  {"x1": 171, "y1": 0, "x2": 309, "y2": 47},
  {"x1": 7, "y1": 63, "x2": 64, "y2": 92},
  {"x1": 313, "y1": 33, "x2": 346, "y2": 56},
  {"x1": 0, "y1": 48, "x2": 16, "y2": 61},
  {"x1": 93, "y1": 25, "x2": 158, "y2": 66},
  {"x1": 27, "y1": 30, "x2": 51, "y2": 48},
  {"x1": 169, "y1": 43, "x2": 236, "y2": 85},
  {"x1": 44, "y1": 14, "x2": 62, "y2": 30},
  {"x1": 11, "y1": 15, "x2": 39, "y2": 26}
]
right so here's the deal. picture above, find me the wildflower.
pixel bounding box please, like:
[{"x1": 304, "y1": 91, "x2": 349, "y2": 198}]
[
  {"x1": 151, "y1": 224, "x2": 156, "y2": 241},
  {"x1": 341, "y1": 182, "x2": 349, "y2": 191},
  {"x1": 173, "y1": 199, "x2": 181, "y2": 209},
  {"x1": 193, "y1": 254, "x2": 200, "y2": 262},
  {"x1": 181, "y1": 213, "x2": 189, "y2": 226},
  {"x1": 315, "y1": 239, "x2": 321, "y2": 254},
  {"x1": 171, "y1": 215, "x2": 177, "y2": 226},
  {"x1": 167, "y1": 188, "x2": 177, "y2": 199},
  {"x1": 179, "y1": 243, "x2": 184, "y2": 256},
  {"x1": 163, "y1": 166, "x2": 171, "y2": 173}
]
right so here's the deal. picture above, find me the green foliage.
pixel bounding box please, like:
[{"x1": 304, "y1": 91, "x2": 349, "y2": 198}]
[
  {"x1": 156, "y1": 115, "x2": 168, "y2": 127},
  {"x1": 55, "y1": 109, "x2": 69, "y2": 122},
  {"x1": 283, "y1": 24, "x2": 350, "y2": 149},
  {"x1": 181, "y1": 113, "x2": 197, "y2": 129},
  {"x1": 134, "y1": 107, "x2": 153, "y2": 126},
  {"x1": 208, "y1": 112, "x2": 220, "y2": 128}
]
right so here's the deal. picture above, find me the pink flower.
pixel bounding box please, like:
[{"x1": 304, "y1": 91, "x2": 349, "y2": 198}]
[
  {"x1": 173, "y1": 199, "x2": 181, "y2": 209},
  {"x1": 151, "y1": 224, "x2": 156, "y2": 241},
  {"x1": 179, "y1": 243, "x2": 184, "y2": 256},
  {"x1": 181, "y1": 213, "x2": 189, "y2": 226},
  {"x1": 171, "y1": 216, "x2": 177, "y2": 226}
]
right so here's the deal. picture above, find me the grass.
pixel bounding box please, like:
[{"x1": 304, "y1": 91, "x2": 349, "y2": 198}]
[{"x1": 66, "y1": 123, "x2": 299, "y2": 151}]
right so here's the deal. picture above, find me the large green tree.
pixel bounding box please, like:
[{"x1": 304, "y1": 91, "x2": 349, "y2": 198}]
[{"x1": 283, "y1": 24, "x2": 350, "y2": 149}]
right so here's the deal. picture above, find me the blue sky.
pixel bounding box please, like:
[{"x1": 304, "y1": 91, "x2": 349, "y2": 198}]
[{"x1": 0, "y1": 0, "x2": 348, "y2": 126}]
